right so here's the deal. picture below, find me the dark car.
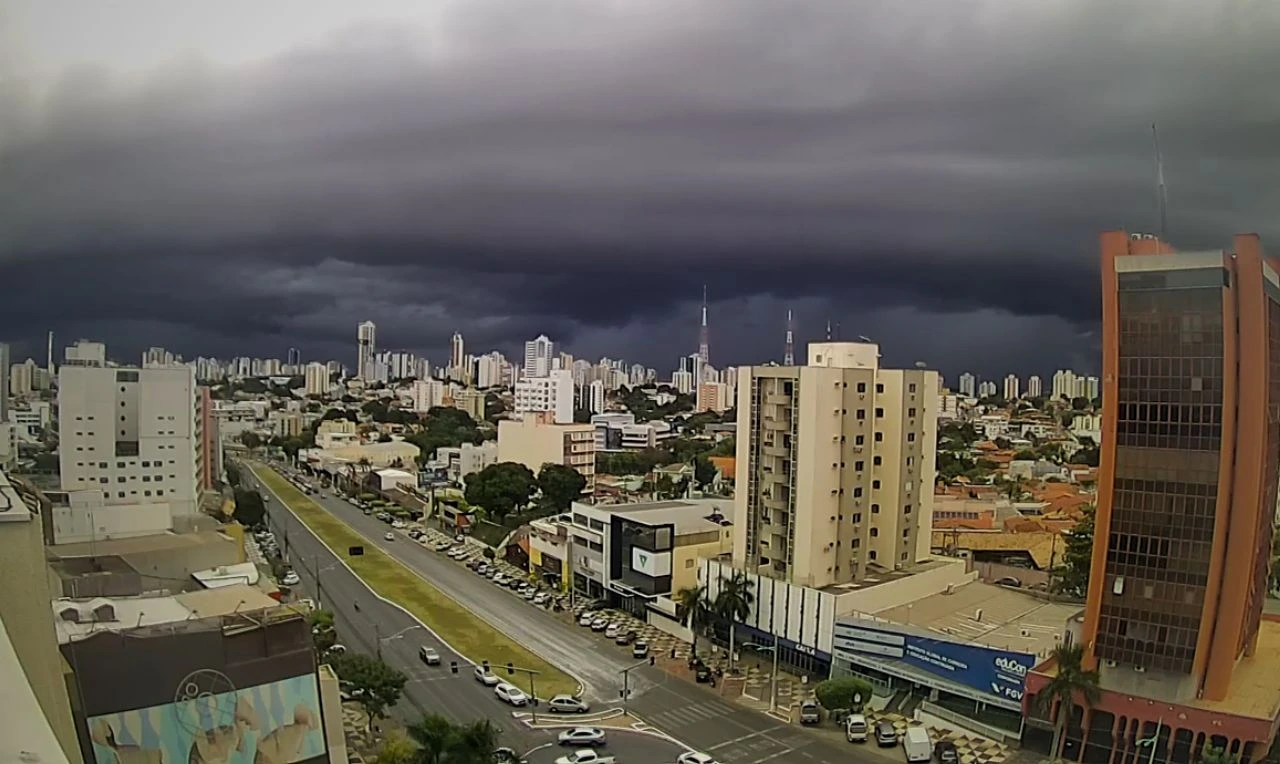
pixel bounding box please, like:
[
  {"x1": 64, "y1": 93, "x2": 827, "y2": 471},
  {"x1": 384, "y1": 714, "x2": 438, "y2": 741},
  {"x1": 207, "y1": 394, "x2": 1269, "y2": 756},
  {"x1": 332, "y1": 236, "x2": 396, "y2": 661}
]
[
  {"x1": 875, "y1": 720, "x2": 898, "y2": 747},
  {"x1": 934, "y1": 740, "x2": 958, "y2": 764},
  {"x1": 694, "y1": 665, "x2": 713, "y2": 683}
]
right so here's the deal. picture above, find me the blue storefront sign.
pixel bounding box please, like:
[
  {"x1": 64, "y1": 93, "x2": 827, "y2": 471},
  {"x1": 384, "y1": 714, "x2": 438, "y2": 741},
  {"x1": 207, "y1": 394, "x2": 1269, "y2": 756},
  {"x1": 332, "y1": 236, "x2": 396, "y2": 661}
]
[{"x1": 832, "y1": 621, "x2": 1033, "y2": 703}]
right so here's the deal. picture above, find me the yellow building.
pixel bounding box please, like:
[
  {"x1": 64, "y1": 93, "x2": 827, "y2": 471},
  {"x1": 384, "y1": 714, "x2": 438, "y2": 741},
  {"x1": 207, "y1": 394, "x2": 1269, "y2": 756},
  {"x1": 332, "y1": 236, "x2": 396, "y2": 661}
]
[{"x1": 497, "y1": 414, "x2": 595, "y2": 490}]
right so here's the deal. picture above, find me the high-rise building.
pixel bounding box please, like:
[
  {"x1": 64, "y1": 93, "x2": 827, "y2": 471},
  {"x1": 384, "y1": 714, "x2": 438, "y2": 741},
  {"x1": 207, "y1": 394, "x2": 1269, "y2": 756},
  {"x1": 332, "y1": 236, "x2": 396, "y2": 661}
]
[
  {"x1": 57, "y1": 341, "x2": 200, "y2": 538},
  {"x1": 957, "y1": 372, "x2": 976, "y2": 398},
  {"x1": 733, "y1": 342, "x2": 939, "y2": 587},
  {"x1": 357, "y1": 321, "x2": 377, "y2": 380},
  {"x1": 411, "y1": 379, "x2": 446, "y2": 413},
  {"x1": 584, "y1": 379, "x2": 606, "y2": 414},
  {"x1": 977, "y1": 380, "x2": 997, "y2": 398},
  {"x1": 1025, "y1": 231, "x2": 1280, "y2": 761},
  {"x1": 523, "y1": 335, "x2": 555, "y2": 378},
  {"x1": 304, "y1": 362, "x2": 329, "y2": 396},
  {"x1": 286, "y1": 347, "x2": 301, "y2": 368},
  {"x1": 1051, "y1": 369, "x2": 1077, "y2": 400},
  {"x1": 513, "y1": 368, "x2": 573, "y2": 424},
  {"x1": 696, "y1": 381, "x2": 730, "y2": 413},
  {"x1": 698, "y1": 285, "x2": 710, "y2": 363},
  {"x1": 1026, "y1": 375, "x2": 1043, "y2": 398},
  {"x1": 450, "y1": 332, "x2": 466, "y2": 371},
  {"x1": 0, "y1": 342, "x2": 9, "y2": 422},
  {"x1": 1003, "y1": 373, "x2": 1020, "y2": 401}
]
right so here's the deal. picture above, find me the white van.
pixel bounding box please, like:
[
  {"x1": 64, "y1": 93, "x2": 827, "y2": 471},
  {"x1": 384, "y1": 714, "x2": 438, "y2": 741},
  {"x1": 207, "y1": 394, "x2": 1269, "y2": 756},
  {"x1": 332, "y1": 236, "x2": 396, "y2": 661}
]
[
  {"x1": 902, "y1": 727, "x2": 932, "y2": 763},
  {"x1": 845, "y1": 713, "x2": 869, "y2": 743}
]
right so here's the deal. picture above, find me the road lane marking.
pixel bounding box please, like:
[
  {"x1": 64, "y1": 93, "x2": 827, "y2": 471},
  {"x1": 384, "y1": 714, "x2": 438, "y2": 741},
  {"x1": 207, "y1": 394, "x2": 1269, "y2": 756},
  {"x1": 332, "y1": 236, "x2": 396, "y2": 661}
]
[
  {"x1": 707, "y1": 727, "x2": 787, "y2": 751},
  {"x1": 749, "y1": 749, "x2": 798, "y2": 764}
]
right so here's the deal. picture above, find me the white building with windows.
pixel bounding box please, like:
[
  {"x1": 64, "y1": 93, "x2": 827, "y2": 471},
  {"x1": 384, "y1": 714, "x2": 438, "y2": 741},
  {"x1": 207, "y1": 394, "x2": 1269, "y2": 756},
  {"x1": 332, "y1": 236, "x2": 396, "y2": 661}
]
[
  {"x1": 303, "y1": 362, "x2": 329, "y2": 397},
  {"x1": 523, "y1": 335, "x2": 555, "y2": 378},
  {"x1": 514, "y1": 369, "x2": 573, "y2": 424},
  {"x1": 56, "y1": 341, "x2": 200, "y2": 541},
  {"x1": 1003, "y1": 374, "x2": 1020, "y2": 401}
]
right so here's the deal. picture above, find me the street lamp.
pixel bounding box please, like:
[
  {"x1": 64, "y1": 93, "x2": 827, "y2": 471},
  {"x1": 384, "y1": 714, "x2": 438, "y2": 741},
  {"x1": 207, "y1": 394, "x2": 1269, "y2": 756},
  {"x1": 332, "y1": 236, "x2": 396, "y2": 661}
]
[
  {"x1": 617, "y1": 659, "x2": 649, "y2": 715},
  {"x1": 742, "y1": 633, "x2": 781, "y2": 713},
  {"x1": 1136, "y1": 717, "x2": 1163, "y2": 764},
  {"x1": 307, "y1": 555, "x2": 339, "y2": 609},
  {"x1": 375, "y1": 624, "x2": 422, "y2": 661}
]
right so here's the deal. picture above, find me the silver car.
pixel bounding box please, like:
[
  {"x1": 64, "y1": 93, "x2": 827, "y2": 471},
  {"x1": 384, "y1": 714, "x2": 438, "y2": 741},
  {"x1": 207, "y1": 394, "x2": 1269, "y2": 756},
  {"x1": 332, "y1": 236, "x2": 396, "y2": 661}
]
[
  {"x1": 557, "y1": 727, "x2": 605, "y2": 747},
  {"x1": 547, "y1": 694, "x2": 590, "y2": 714}
]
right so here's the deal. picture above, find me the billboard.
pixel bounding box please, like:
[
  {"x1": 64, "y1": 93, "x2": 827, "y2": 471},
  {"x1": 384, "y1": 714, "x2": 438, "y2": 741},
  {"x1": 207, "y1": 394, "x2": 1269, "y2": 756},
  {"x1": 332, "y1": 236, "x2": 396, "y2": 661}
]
[
  {"x1": 833, "y1": 621, "x2": 1034, "y2": 703},
  {"x1": 86, "y1": 672, "x2": 326, "y2": 764},
  {"x1": 631, "y1": 547, "x2": 672, "y2": 577}
]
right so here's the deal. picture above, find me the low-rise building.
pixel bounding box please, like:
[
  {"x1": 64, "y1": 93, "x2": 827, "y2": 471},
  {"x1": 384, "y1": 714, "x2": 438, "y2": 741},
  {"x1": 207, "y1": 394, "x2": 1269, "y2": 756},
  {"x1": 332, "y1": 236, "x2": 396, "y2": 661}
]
[
  {"x1": 434, "y1": 441, "x2": 498, "y2": 484},
  {"x1": 375, "y1": 468, "x2": 417, "y2": 492},
  {"x1": 497, "y1": 413, "x2": 595, "y2": 489}
]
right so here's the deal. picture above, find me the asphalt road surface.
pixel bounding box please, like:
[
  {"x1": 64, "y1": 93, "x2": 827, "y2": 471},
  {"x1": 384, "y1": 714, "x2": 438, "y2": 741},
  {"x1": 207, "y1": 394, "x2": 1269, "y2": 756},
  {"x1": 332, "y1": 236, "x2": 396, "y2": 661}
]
[
  {"x1": 522, "y1": 731, "x2": 687, "y2": 764},
  {"x1": 250, "y1": 462, "x2": 878, "y2": 764}
]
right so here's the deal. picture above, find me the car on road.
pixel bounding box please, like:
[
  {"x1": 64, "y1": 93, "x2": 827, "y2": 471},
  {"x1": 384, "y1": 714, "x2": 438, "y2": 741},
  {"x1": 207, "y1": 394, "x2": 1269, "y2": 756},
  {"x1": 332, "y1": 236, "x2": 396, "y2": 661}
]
[
  {"x1": 845, "y1": 712, "x2": 869, "y2": 743},
  {"x1": 281, "y1": 571, "x2": 300, "y2": 586},
  {"x1": 799, "y1": 699, "x2": 821, "y2": 724},
  {"x1": 492, "y1": 747, "x2": 527, "y2": 764},
  {"x1": 677, "y1": 753, "x2": 721, "y2": 764},
  {"x1": 418, "y1": 646, "x2": 441, "y2": 665},
  {"x1": 547, "y1": 694, "x2": 590, "y2": 714},
  {"x1": 556, "y1": 727, "x2": 605, "y2": 746},
  {"x1": 875, "y1": 719, "x2": 899, "y2": 747},
  {"x1": 474, "y1": 666, "x2": 500, "y2": 686},
  {"x1": 383, "y1": 532, "x2": 395, "y2": 541},
  {"x1": 631, "y1": 640, "x2": 649, "y2": 658},
  {"x1": 553, "y1": 751, "x2": 614, "y2": 764},
  {"x1": 494, "y1": 682, "x2": 529, "y2": 706}
]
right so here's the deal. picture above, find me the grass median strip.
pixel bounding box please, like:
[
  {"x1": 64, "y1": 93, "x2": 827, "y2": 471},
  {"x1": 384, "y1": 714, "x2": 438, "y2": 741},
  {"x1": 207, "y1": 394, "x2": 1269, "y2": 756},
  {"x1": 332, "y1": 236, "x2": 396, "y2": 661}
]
[{"x1": 250, "y1": 464, "x2": 578, "y2": 698}]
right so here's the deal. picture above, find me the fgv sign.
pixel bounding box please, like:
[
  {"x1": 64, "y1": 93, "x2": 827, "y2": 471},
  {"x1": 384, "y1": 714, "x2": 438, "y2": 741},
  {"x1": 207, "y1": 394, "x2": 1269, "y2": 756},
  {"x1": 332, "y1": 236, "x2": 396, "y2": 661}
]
[{"x1": 832, "y1": 621, "x2": 1035, "y2": 703}]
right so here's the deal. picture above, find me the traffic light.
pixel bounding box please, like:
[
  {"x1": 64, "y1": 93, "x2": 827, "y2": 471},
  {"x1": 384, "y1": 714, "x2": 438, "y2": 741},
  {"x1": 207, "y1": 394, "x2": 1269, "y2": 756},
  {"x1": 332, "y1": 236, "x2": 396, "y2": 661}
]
[
  {"x1": 450, "y1": 661, "x2": 459, "y2": 674},
  {"x1": 506, "y1": 662, "x2": 515, "y2": 675},
  {"x1": 482, "y1": 660, "x2": 490, "y2": 672}
]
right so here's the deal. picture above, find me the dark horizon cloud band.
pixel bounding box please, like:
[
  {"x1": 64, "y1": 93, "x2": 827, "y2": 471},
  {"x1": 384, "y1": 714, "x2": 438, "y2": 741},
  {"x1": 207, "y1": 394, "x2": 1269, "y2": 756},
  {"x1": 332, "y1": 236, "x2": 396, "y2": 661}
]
[{"x1": 2, "y1": 0, "x2": 1277, "y2": 379}]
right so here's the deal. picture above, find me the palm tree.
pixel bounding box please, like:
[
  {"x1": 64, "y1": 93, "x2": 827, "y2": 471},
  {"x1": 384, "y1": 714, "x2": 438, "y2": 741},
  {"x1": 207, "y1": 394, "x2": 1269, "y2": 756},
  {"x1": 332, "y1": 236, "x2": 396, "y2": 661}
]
[
  {"x1": 674, "y1": 584, "x2": 710, "y2": 659},
  {"x1": 714, "y1": 573, "x2": 755, "y2": 672},
  {"x1": 1036, "y1": 643, "x2": 1101, "y2": 762},
  {"x1": 406, "y1": 714, "x2": 500, "y2": 764}
]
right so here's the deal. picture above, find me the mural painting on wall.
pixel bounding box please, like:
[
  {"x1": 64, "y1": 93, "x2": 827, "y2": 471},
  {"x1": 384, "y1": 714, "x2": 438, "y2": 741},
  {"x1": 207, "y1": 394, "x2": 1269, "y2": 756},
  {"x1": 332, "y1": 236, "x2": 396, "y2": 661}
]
[{"x1": 88, "y1": 669, "x2": 326, "y2": 764}]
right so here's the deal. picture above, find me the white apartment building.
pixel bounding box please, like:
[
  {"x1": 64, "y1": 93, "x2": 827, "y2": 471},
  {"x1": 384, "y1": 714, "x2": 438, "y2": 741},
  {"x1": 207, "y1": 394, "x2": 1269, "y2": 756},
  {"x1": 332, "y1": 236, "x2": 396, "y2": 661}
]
[
  {"x1": 1026, "y1": 374, "x2": 1043, "y2": 398},
  {"x1": 977, "y1": 380, "x2": 997, "y2": 398},
  {"x1": 357, "y1": 321, "x2": 377, "y2": 380},
  {"x1": 57, "y1": 342, "x2": 200, "y2": 540},
  {"x1": 1003, "y1": 373, "x2": 1020, "y2": 401},
  {"x1": 497, "y1": 413, "x2": 595, "y2": 489},
  {"x1": 585, "y1": 379, "x2": 606, "y2": 414},
  {"x1": 733, "y1": 342, "x2": 939, "y2": 589},
  {"x1": 303, "y1": 362, "x2": 329, "y2": 396},
  {"x1": 0, "y1": 342, "x2": 8, "y2": 422},
  {"x1": 672, "y1": 369, "x2": 694, "y2": 394},
  {"x1": 475, "y1": 351, "x2": 505, "y2": 389},
  {"x1": 411, "y1": 378, "x2": 446, "y2": 413},
  {"x1": 434, "y1": 441, "x2": 498, "y2": 484},
  {"x1": 513, "y1": 368, "x2": 573, "y2": 424},
  {"x1": 957, "y1": 372, "x2": 976, "y2": 398},
  {"x1": 523, "y1": 335, "x2": 555, "y2": 378}
]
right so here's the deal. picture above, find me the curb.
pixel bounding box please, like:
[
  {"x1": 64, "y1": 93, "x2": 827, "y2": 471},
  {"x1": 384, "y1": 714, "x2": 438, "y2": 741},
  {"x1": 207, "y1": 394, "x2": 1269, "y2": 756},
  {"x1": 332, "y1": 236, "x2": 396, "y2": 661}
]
[
  {"x1": 249, "y1": 462, "x2": 589, "y2": 697},
  {"x1": 515, "y1": 708, "x2": 626, "y2": 727}
]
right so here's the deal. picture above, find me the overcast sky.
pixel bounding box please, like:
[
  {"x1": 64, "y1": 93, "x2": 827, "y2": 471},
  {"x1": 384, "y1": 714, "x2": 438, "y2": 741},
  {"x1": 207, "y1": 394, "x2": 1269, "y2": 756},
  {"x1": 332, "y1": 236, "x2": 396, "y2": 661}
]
[{"x1": 3, "y1": 0, "x2": 1278, "y2": 382}]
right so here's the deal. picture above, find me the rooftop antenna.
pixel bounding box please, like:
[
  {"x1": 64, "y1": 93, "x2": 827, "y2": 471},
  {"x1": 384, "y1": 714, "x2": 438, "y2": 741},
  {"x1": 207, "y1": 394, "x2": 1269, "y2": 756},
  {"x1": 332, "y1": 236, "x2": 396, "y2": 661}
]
[
  {"x1": 47, "y1": 331, "x2": 54, "y2": 376},
  {"x1": 698, "y1": 285, "x2": 710, "y2": 364},
  {"x1": 783, "y1": 310, "x2": 795, "y2": 366},
  {"x1": 825, "y1": 320, "x2": 832, "y2": 341},
  {"x1": 1152, "y1": 123, "x2": 1168, "y2": 245}
]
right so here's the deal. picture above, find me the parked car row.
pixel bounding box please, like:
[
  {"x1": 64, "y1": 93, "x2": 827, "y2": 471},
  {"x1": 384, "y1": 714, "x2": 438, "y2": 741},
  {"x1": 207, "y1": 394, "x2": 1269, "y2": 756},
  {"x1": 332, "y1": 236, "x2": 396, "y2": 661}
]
[{"x1": 574, "y1": 606, "x2": 649, "y2": 659}]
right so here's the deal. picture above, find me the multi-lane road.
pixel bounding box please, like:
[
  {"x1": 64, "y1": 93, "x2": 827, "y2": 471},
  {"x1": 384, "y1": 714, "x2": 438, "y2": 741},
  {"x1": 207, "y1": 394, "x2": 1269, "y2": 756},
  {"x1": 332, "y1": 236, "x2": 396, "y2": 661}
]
[{"x1": 248, "y1": 462, "x2": 869, "y2": 764}]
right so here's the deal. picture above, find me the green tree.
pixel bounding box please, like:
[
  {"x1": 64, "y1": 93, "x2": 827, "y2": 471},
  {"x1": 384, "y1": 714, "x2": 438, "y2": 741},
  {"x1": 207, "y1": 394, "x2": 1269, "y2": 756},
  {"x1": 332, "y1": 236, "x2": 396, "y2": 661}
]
[
  {"x1": 572, "y1": 407, "x2": 593, "y2": 424},
  {"x1": 537, "y1": 463, "x2": 587, "y2": 512},
  {"x1": 814, "y1": 676, "x2": 875, "y2": 713},
  {"x1": 331, "y1": 653, "x2": 408, "y2": 727},
  {"x1": 373, "y1": 731, "x2": 417, "y2": 764},
  {"x1": 232, "y1": 489, "x2": 266, "y2": 527},
  {"x1": 225, "y1": 461, "x2": 242, "y2": 487},
  {"x1": 1200, "y1": 744, "x2": 1241, "y2": 764},
  {"x1": 709, "y1": 437, "x2": 735, "y2": 457},
  {"x1": 1036, "y1": 643, "x2": 1101, "y2": 762},
  {"x1": 693, "y1": 455, "x2": 717, "y2": 489},
  {"x1": 308, "y1": 610, "x2": 337, "y2": 653},
  {"x1": 406, "y1": 407, "x2": 482, "y2": 458},
  {"x1": 1054, "y1": 506, "x2": 1095, "y2": 598},
  {"x1": 674, "y1": 585, "x2": 711, "y2": 659},
  {"x1": 714, "y1": 573, "x2": 754, "y2": 671},
  {"x1": 406, "y1": 713, "x2": 501, "y2": 764},
  {"x1": 239, "y1": 431, "x2": 263, "y2": 450},
  {"x1": 464, "y1": 462, "x2": 537, "y2": 517}
]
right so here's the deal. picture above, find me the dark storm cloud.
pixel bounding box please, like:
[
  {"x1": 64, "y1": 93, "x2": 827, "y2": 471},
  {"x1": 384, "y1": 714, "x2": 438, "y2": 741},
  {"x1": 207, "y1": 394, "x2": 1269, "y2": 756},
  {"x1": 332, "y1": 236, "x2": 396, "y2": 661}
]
[{"x1": 3, "y1": 0, "x2": 1279, "y2": 375}]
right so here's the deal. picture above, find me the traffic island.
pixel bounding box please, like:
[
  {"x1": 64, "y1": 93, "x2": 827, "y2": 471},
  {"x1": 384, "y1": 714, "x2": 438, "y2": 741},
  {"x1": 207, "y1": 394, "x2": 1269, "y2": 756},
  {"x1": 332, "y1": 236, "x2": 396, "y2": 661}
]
[{"x1": 250, "y1": 463, "x2": 579, "y2": 698}]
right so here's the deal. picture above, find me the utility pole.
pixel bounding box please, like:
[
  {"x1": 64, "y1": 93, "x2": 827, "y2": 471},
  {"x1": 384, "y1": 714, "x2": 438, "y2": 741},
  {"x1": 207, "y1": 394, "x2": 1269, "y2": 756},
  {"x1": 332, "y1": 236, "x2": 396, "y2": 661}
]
[
  {"x1": 618, "y1": 660, "x2": 648, "y2": 715},
  {"x1": 496, "y1": 663, "x2": 542, "y2": 723},
  {"x1": 313, "y1": 554, "x2": 324, "y2": 609}
]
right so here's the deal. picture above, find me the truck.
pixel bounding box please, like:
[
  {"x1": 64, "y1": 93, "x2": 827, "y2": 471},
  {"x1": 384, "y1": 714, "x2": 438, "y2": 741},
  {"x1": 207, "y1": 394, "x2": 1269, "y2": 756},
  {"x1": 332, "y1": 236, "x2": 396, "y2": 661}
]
[
  {"x1": 902, "y1": 726, "x2": 932, "y2": 763},
  {"x1": 554, "y1": 751, "x2": 615, "y2": 764}
]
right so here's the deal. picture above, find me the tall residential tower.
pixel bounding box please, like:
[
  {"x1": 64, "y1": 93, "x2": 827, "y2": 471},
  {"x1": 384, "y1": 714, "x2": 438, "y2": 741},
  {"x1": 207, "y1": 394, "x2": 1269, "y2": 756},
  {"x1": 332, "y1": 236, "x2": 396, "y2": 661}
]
[{"x1": 357, "y1": 321, "x2": 377, "y2": 380}]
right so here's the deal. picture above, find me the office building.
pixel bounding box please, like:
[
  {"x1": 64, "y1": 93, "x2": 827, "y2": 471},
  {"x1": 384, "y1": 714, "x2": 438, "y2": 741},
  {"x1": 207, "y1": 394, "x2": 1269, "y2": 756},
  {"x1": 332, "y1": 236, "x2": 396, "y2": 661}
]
[
  {"x1": 1003, "y1": 374, "x2": 1020, "y2": 401},
  {"x1": 733, "y1": 342, "x2": 939, "y2": 589},
  {"x1": 524, "y1": 334, "x2": 555, "y2": 378},
  {"x1": 356, "y1": 321, "x2": 376, "y2": 380},
  {"x1": 957, "y1": 372, "x2": 976, "y2": 398},
  {"x1": 497, "y1": 413, "x2": 595, "y2": 489},
  {"x1": 304, "y1": 362, "x2": 329, "y2": 396},
  {"x1": 57, "y1": 341, "x2": 200, "y2": 538},
  {"x1": 1024, "y1": 232, "x2": 1280, "y2": 762},
  {"x1": 513, "y1": 368, "x2": 574, "y2": 423}
]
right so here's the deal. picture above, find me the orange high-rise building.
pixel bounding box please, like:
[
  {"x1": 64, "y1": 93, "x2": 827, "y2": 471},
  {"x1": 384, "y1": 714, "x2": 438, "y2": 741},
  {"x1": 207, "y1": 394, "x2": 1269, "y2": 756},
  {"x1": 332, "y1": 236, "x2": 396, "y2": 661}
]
[{"x1": 1023, "y1": 231, "x2": 1280, "y2": 764}]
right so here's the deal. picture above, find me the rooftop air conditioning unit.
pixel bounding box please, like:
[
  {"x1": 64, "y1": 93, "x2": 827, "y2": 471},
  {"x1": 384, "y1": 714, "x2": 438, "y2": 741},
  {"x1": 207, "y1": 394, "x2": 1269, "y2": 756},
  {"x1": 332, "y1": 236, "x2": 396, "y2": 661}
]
[
  {"x1": 1134, "y1": 666, "x2": 1146, "y2": 673},
  {"x1": 1104, "y1": 659, "x2": 1117, "y2": 668}
]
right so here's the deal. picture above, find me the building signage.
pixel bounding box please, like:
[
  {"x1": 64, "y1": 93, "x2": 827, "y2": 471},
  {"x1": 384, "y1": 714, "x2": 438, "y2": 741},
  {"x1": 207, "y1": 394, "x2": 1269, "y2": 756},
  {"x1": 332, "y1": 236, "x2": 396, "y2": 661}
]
[
  {"x1": 631, "y1": 548, "x2": 671, "y2": 577},
  {"x1": 833, "y1": 621, "x2": 1035, "y2": 703}
]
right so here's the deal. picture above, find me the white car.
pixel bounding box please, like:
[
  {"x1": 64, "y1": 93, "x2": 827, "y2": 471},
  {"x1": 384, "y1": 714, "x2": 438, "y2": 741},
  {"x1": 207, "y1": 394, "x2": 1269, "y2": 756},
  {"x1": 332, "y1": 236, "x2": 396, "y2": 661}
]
[
  {"x1": 591, "y1": 618, "x2": 610, "y2": 632},
  {"x1": 281, "y1": 571, "x2": 300, "y2": 586},
  {"x1": 533, "y1": 593, "x2": 549, "y2": 605},
  {"x1": 384, "y1": 532, "x2": 395, "y2": 541},
  {"x1": 522, "y1": 588, "x2": 537, "y2": 600},
  {"x1": 474, "y1": 666, "x2": 500, "y2": 686},
  {"x1": 578, "y1": 612, "x2": 596, "y2": 627},
  {"x1": 494, "y1": 682, "x2": 528, "y2": 706},
  {"x1": 604, "y1": 624, "x2": 620, "y2": 639},
  {"x1": 418, "y1": 646, "x2": 441, "y2": 665},
  {"x1": 547, "y1": 694, "x2": 591, "y2": 714},
  {"x1": 554, "y1": 751, "x2": 614, "y2": 764},
  {"x1": 677, "y1": 754, "x2": 720, "y2": 764},
  {"x1": 557, "y1": 727, "x2": 605, "y2": 746}
]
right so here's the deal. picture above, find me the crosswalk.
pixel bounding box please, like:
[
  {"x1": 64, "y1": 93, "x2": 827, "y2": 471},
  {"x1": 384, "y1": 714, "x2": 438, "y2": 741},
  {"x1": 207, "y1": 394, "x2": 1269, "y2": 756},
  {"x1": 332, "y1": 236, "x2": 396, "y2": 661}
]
[{"x1": 642, "y1": 700, "x2": 741, "y2": 729}]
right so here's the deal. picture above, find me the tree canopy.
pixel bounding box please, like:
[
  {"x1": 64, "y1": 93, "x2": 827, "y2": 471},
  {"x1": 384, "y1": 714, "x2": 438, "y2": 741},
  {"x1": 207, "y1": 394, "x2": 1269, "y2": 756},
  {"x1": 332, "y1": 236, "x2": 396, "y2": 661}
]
[
  {"x1": 536, "y1": 463, "x2": 586, "y2": 512},
  {"x1": 406, "y1": 713, "x2": 502, "y2": 764},
  {"x1": 406, "y1": 407, "x2": 483, "y2": 459},
  {"x1": 239, "y1": 431, "x2": 263, "y2": 450},
  {"x1": 814, "y1": 676, "x2": 874, "y2": 712},
  {"x1": 232, "y1": 489, "x2": 266, "y2": 527},
  {"x1": 1054, "y1": 505, "x2": 1094, "y2": 598},
  {"x1": 464, "y1": 462, "x2": 537, "y2": 517},
  {"x1": 330, "y1": 653, "x2": 408, "y2": 723}
]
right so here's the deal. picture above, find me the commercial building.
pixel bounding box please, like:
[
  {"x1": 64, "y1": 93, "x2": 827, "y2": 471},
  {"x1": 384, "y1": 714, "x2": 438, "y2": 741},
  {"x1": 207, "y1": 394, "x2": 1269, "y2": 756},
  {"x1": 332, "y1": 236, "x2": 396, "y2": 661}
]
[
  {"x1": 435, "y1": 441, "x2": 498, "y2": 484},
  {"x1": 497, "y1": 413, "x2": 595, "y2": 489},
  {"x1": 0, "y1": 470, "x2": 82, "y2": 763},
  {"x1": 357, "y1": 320, "x2": 377, "y2": 380},
  {"x1": 1023, "y1": 232, "x2": 1280, "y2": 763},
  {"x1": 54, "y1": 585, "x2": 342, "y2": 764},
  {"x1": 514, "y1": 368, "x2": 574, "y2": 423},
  {"x1": 57, "y1": 341, "x2": 202, "y2": 539},
  {"x1": 591, "y1": 412, "x2": 675, "y2": 452},
  {"x1": 523, "y1": 334, "x2": 555, "y2": 378},
  {"x1": 733, "y1": 341, "x2": 940, "y2": 589}
]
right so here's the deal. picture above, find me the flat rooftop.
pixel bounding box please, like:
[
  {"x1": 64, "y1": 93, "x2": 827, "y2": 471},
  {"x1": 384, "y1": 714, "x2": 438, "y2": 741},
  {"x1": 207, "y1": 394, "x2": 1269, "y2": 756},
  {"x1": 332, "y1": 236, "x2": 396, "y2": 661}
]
[
  {"x1": 605, "y1": 498, "x2": 734, "y2": 535},
  {"x1": 52, "y1": 583, "x2": 280, "y2": 643},
  {"x1": 819, "y1": 558, "x2": 953, "y2": 594},
  {"x1": 873, "y1": 580, "x2": 1079, "y2": 658},
  {"x1": 47, "y1": 528, "x2": 236, "y2": 558},
  {"x1": 1188, "y1": 618, "x2": 1280, "y2": 720}
]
